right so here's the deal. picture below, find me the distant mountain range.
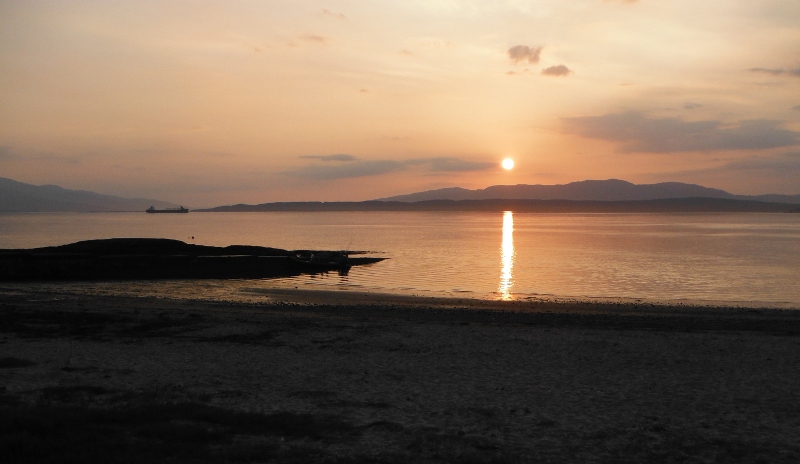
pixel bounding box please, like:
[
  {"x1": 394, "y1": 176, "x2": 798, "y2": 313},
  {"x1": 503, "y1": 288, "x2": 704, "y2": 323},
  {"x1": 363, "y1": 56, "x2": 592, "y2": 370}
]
[
  {"x1": 201, "y1": 198, "x2": 800, "y2": 213},
  {"x1": 0, "y1": 177, "x2": 179, "y2": 212},
  {"x1": 377, "y1": 179, "x2": 800, "y2": 204},
  {"x1": 3, "y1": 176, "x2": 799, "y2": 213},
  {"x1": 200, "y1": 179, "x2": 800, "y2": 213}
]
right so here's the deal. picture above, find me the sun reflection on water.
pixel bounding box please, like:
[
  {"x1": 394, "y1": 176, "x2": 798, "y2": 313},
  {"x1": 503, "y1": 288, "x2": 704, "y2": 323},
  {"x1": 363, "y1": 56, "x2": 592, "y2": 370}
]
[{"x1": 498, "y1": 211, "x2": 515, "y2": 300}]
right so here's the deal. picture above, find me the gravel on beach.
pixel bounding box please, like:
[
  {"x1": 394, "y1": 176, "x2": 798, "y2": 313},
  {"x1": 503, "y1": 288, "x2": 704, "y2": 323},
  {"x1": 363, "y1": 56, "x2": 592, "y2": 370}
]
[{"x1": 2, "y1": 285, "x2": 800, "y2": 463}]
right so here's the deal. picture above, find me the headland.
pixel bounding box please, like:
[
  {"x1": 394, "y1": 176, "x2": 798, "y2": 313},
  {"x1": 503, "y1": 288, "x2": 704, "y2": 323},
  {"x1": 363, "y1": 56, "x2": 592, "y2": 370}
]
[{"x1": 0, "y1": 238, "x2": 384, "y2": 281}]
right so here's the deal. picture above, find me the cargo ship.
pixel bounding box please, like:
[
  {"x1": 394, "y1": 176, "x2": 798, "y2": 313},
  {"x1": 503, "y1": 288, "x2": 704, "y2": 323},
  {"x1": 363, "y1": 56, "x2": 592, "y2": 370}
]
[{"x1": 146, "y1": 206, "x2": 189, "y2": 213}]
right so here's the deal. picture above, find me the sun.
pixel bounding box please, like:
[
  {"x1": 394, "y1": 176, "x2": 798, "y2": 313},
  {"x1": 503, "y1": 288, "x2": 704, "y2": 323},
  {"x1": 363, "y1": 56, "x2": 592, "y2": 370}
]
[{"x1": 501, "y1": 158, "x2": 515, "y2": 170}]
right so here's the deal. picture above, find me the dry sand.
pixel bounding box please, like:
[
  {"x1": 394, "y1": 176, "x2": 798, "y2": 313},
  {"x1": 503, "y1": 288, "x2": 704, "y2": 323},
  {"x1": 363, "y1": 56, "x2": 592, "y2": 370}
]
[{"x1": 2, "y1": 284, "x2": 800, "y2": 463}]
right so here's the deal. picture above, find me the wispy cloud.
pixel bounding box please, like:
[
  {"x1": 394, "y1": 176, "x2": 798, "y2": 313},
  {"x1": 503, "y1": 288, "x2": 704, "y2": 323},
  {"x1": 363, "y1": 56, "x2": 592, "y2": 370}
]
[
  {"x1": 749, "y1": 67, "x2": 800, "y2": 77},
  {"x1": 668, "y1": 152, "x2": 800, "y2": 181},
  {"x1": 542, "y1": 65, "x2": 571, "y2": 77},
  {"x1": 508, "y1": 45, "x2": 542, "y2": 64},
  {"x1": 409, "y1": 157, "x2": 494, "y2": 172},
  {"x1": 300, "y1": 34, "x2": 326, "y2": 44},
  {"x1": 291, "y1": 160, "x2": 405, "y2": 180},
  {"x1": 320, "y1": 9, "x2": 347, "y2": 20},
  {"x1": 288, "y1": 156, "x2": 494, "y2": 180},
  {"x1": 299, "y1": 154, "x2": 358, "y2": 162},
  {"x1": 563, "y1": 112, "x2": 800, "y2": 152},
  {"x1": 718, "y1": 152, "x2": 800, "y2": 173}
]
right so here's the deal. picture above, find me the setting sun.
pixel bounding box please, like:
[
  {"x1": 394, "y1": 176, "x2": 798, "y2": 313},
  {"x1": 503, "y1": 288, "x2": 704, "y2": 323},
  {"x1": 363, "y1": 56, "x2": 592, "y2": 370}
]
[{"x1": 502, "y1": 158, "x2": 515, "y2": 170}]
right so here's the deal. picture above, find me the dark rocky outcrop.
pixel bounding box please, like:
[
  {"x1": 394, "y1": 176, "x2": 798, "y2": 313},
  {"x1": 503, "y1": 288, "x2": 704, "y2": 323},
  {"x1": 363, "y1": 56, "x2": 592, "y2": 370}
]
[{"x1": 0, "y1": 238, "x2": 384, "y2": 281}]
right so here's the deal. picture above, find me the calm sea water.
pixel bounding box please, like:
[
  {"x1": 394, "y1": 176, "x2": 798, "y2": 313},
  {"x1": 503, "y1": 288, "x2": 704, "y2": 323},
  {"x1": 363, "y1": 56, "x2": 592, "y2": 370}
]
[{"x1": 1, "y1": 211, "x2": 799, "y2": 307}]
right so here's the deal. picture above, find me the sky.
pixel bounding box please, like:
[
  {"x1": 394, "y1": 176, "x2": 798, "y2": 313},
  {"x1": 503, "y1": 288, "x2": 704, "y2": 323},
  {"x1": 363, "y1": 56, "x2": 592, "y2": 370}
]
[{"x1": 1, "y1": 0, "x2": 799, "y2": 207}]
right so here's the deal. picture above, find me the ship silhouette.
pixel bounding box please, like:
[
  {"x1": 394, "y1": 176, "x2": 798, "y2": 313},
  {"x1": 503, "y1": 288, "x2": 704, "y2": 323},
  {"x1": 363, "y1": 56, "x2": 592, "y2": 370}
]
[{"x1": 146, "y1": 205, "x2": 189, "y2": 213}]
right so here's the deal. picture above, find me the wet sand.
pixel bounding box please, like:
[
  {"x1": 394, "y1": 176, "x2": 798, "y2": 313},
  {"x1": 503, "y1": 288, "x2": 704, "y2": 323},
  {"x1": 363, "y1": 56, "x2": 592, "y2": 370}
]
[{"x1": 2, "y1": 285, "x2": 800, "y2": 463}]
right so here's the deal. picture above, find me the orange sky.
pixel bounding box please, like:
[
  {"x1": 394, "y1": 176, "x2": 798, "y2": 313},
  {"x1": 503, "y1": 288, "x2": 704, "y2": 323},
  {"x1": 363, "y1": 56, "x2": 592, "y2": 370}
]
[{"x1": 1, "y1": 1, "x2": 799, "y2": 207}]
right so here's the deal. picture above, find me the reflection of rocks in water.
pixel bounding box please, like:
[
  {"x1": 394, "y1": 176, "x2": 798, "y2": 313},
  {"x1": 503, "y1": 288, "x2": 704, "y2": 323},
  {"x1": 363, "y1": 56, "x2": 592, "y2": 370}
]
[{"x1": 0, "y1": 238, "x2": 384, "y2": 281}]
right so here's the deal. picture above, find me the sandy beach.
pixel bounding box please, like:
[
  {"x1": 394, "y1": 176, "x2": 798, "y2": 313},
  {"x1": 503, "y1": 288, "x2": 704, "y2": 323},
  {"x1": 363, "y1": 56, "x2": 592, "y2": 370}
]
[{"x1": 2, "y1": 284, "x2": 800, "y2": 463}]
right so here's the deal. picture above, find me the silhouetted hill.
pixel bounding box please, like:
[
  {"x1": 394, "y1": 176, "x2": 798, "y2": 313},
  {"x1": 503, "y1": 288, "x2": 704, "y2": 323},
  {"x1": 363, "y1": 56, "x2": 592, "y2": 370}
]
[
  {"x1": 377, "y1": 179, "x2": 800, "y2": 204},
  {"x1": 199, "y1": 197, "x2": 799, "y2": 213},
  {"x1": 0, "y1": 177, "x2": 179, "y2": 212}
]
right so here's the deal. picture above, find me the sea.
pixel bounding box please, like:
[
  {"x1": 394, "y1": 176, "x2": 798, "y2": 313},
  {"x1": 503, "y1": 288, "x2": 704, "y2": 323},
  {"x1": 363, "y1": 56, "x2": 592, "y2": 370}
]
[{"x1": 1, "y1": 211, "x2": 799, "y2": 308}]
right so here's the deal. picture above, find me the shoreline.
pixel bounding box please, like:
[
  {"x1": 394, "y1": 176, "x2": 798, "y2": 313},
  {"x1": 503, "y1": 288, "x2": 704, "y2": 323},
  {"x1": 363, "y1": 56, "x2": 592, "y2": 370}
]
[
  {"x1": 4, "y1": 280, "x2": 799, "y2": 315},
  {"x1": 5, "y1": 279, "x2": 800, "y2": 310},
  {"x1": 3, "y1": 285, "x2": 800, "y2": 462},
  {"x1": 241, "y1": 286, "x2": 800, "y2": 311}
]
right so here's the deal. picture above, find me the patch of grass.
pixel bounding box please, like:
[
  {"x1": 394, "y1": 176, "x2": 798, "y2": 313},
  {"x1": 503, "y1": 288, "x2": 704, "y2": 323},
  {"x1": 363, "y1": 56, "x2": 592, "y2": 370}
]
[{"x1": 0, "y1": 357, "x2": 36, "y2": 368}]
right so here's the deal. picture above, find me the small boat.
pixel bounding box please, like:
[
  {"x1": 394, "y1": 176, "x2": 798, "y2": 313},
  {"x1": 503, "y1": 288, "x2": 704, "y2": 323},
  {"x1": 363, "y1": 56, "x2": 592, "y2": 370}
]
[{"x1": 146, "y1": 206, "x2": 189, "y2": 214}]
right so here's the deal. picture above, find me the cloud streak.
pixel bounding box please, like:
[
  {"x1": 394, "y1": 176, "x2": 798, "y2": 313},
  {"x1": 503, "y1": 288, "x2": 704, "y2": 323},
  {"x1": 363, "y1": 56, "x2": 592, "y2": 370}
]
[
  {"x1": 667, "y1": 152, "x2": 800, "y2": 187},
  {"x1": 749, "y1": 67, "x2": 800, "y2": 78},
  {"x1": 717, "y1": 152, "x2": 800, "y2": 173},
  {"x1": 288, "y1": 156, "x2": 494, "y2": 180},
  {"x1": 563, "y1": 112, "x2": 800, "y2": 152},
  {"x1": 300, "y1": 34, "x2": 326, "y2": 44},
  {"x1": 542, "y1": 65, "x2": 571, "y2": 77},
  {"x1": 299, "y1": 154, "x2": 358, "y2": 162},
  {"x1": 408, "y1": 157, "x2": 495, "y2": 172},
  {"x1": 508, "y1": 45, "x2": 542, "y2": 64},
  {"x1": 320, "y1": 9, "x2": 346, "y2": 20},
  {"x1": 291, "y1": 160, "x2": 405, "y2": 180}
]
